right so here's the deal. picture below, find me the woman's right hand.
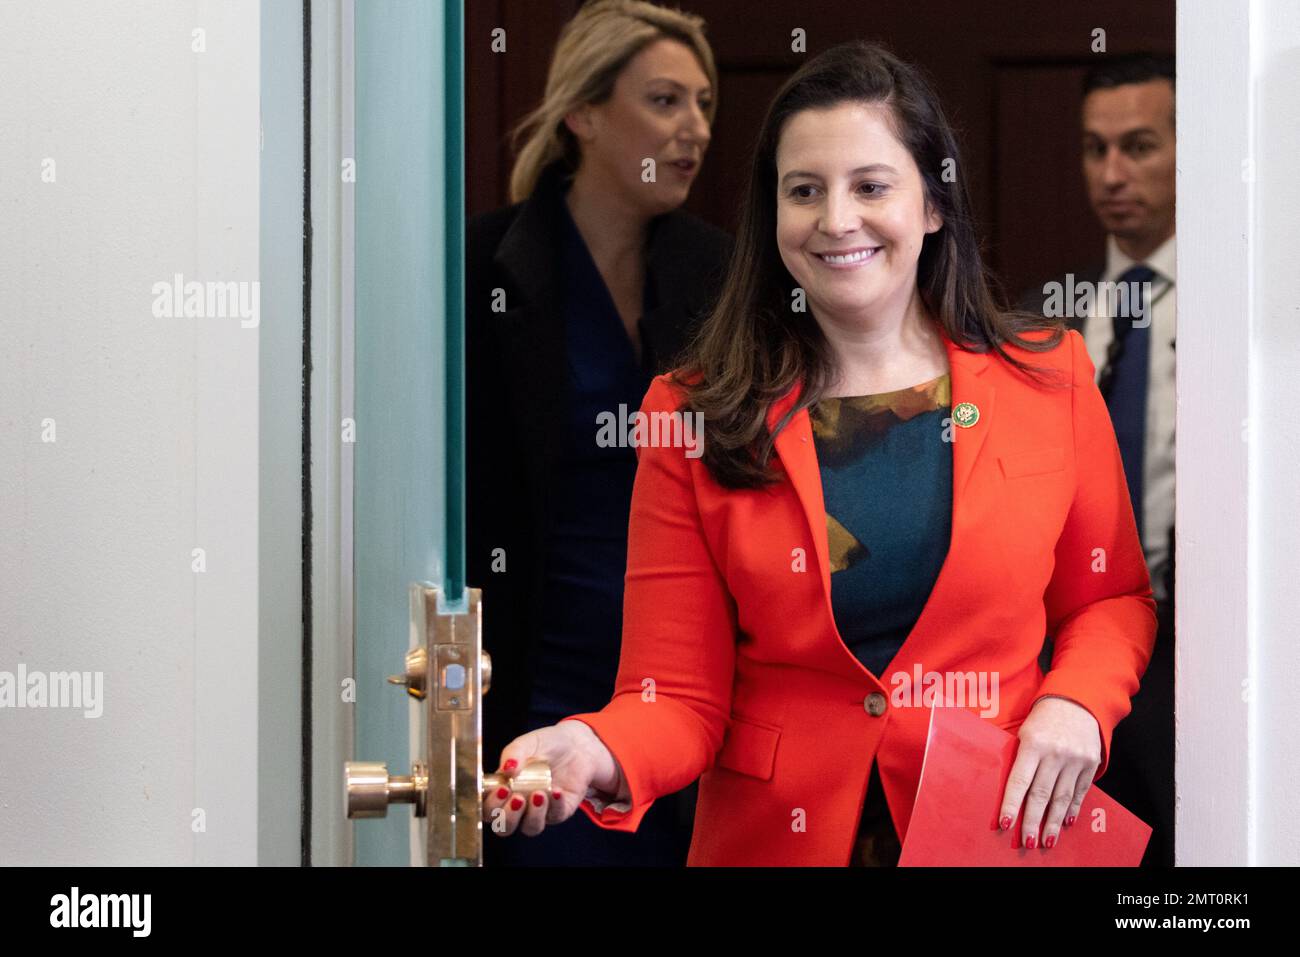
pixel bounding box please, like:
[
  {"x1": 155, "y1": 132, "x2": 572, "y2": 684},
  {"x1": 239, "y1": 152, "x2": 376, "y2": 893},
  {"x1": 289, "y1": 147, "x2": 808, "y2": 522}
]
[{"x1": 482, "y1": 719, "x2": 627, "y2": 838}]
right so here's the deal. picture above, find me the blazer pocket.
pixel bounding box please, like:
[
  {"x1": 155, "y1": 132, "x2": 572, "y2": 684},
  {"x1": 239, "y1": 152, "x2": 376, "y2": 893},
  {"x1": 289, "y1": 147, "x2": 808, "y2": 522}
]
[
  {"x1": 715, "y1": 715, "x2": 781, "y2": 780},
  {"x1": 999, "y1": 446, "x2": 1066, "y2": 479}
]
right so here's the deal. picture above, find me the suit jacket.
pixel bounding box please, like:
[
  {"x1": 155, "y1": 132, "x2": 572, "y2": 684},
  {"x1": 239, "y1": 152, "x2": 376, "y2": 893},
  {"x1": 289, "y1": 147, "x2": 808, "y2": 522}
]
[
  {"x1": 564, "y1": 324, "x2": 1157, "y2": 866},
  {"x1": 465, "y1": 160, "x2": 733, "y2": 772},
  {"x1": 1019, "y1": 264, "x2": 1175, "y2": 605}
]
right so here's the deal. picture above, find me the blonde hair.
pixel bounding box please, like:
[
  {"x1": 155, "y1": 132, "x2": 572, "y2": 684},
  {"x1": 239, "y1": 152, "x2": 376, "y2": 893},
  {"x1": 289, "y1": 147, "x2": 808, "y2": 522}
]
[{"x1": 507, "y1": 0, "x2": 718, "y2": 203}]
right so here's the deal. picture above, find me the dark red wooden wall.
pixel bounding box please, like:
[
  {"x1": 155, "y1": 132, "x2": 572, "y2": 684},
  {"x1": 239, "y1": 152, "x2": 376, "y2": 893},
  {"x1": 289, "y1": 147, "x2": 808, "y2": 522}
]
[{"x1": 465, "y1": 0, "x2": 1174, "y2": 299}]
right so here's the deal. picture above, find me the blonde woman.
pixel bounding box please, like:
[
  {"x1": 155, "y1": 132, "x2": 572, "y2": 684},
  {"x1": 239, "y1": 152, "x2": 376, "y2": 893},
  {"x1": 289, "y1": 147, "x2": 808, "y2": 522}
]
[{"x1": 466, "y1": 1, "x2": 732, "y2": 866}]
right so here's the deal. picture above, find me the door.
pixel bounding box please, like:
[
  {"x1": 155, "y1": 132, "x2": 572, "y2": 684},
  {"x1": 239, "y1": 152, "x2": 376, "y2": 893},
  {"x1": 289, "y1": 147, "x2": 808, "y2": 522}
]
[{"x1": 351, "y1": 0, "x2": 465, "y2": 866}]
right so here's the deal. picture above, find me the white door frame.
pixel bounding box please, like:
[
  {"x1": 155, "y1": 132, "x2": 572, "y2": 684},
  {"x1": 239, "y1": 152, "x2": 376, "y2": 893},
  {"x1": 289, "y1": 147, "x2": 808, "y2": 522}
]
[
  {"x1": 1177, "y1": 0, "x2": 1300, "y2": 866},
  {"x1": 298, "y1": 0, "x2": 1300, "y2": 868},
  {"x1": 306, "y1": 0, "x2": 356, "y2": 867}
]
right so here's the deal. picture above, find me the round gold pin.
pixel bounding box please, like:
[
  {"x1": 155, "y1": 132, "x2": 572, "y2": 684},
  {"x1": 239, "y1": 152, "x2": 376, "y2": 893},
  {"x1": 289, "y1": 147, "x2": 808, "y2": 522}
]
[{"x1": 953, "y1": 401, "x2": 980, "y2": 428}]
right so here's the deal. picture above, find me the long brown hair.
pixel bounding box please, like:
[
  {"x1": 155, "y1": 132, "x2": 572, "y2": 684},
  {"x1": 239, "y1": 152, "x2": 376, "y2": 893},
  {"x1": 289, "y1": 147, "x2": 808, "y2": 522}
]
[
  {"x1": 673, "y1": 40, "x2": 1067, "y2": 489},
  {"x1": 507, "y1": 0, "x2": 718, "y2": 203}
]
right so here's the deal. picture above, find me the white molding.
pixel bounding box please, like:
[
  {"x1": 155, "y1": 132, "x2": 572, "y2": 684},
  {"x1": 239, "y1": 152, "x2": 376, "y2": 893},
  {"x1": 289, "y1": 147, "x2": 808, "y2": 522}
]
[
  {"x1": 1246, "y1": 0, "x2": 1300, "y2": 867},
  {"x1": 257, "y1": 0, "x2": 305, "y2": 866},
  {"x1": 1176, "y1": 0, "x2": 1253, "y2": 865},
  {"x1": 309, "y1": 0, "x2": 357, "y2": 867}
]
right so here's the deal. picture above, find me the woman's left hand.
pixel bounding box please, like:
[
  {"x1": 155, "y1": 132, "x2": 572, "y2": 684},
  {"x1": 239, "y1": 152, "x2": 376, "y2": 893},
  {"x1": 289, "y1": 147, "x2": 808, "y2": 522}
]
[{"x1": 997, "y1": 695, "x2": 1101, "y2": 850}]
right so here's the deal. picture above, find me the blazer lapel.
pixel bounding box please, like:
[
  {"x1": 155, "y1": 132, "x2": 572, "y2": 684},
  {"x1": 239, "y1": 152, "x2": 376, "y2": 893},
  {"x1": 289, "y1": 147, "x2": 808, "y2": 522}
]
[{"x1": 770, "y1": 328, "x2": 995, "y2": 678}]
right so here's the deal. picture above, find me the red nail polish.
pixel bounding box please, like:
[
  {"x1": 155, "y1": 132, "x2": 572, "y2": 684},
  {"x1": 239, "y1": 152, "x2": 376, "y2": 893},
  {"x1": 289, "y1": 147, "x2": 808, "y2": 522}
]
[
  {"x1": 1025, "y1": 834, "x2": 1037, "y2": 849},
  {"x1": 532, "y1": 792, "x2": 545, "y2": 807},
  {"x1": 1045, "y1": 834, "x2": 1056, "y2": 848},
  {"x1": 1066, "y1": 814, "x2": 1076, "y2": 827},
  {"x1": 502, "y1": 759, "x2": 518, "y2": 772},
  {"x1": 552, "y1": 790, "x2": 563, "y2": 801},
  {"x1": 999, "y1": 815, "x2": 1012, "y2": 831},
  {"x1": 510, "y1": 796, "x2": 523, "y2": 811},
  {"x1": 496, "y1": 787, "x2": 509, "y2": 800}
]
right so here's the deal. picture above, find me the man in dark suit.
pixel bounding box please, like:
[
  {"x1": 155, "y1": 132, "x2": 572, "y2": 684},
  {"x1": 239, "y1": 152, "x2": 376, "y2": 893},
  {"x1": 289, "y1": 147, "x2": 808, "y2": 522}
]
[{"x1": 1020, "y1": 53, "x2": 1176, "y2": 867}]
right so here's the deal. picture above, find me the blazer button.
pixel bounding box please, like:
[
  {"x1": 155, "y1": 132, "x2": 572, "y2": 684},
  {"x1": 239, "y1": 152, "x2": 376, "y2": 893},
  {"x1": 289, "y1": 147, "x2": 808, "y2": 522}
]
[{"x1": 864, "y1": 692, "x2": 887, "y2": 717}]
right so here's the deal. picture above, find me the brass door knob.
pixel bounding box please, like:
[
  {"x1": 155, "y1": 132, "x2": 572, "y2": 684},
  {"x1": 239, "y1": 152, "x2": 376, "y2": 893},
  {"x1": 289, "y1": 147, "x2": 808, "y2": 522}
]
[
  {"x1": 482, "y1": 758, "x2": 551, "y2": 800},
  {"x1": 344, "y1": 760, "x2": 428, "y2": 818},
  {"x1": 345, "y1": 758, "x2": 552, "y2": 818}
]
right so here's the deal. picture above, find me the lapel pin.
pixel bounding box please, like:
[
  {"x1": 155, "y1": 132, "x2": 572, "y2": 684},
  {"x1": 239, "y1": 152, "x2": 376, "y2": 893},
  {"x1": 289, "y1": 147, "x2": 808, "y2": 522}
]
[{"x1": 953, "y1": 401, "x2": 980, "y2": 428}]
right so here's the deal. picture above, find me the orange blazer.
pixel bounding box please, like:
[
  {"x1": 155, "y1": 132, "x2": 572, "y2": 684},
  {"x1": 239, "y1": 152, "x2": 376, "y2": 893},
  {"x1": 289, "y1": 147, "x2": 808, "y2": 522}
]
[{"x1": 564, "y1": 326, "x2": 1157, "y2": 866}]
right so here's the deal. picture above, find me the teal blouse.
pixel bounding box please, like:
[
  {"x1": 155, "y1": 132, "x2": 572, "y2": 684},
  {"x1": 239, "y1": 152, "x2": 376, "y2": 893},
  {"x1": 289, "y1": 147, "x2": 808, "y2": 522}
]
[{"x1": 808, "y1": 372, "x2": 953, "y2": 679}]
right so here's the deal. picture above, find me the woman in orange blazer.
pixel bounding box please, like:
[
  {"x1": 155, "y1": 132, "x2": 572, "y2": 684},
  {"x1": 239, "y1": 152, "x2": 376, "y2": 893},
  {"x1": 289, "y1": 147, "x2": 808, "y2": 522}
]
[{"x1": 481, "y1": 40, "x2": 1157, "y2": 866}]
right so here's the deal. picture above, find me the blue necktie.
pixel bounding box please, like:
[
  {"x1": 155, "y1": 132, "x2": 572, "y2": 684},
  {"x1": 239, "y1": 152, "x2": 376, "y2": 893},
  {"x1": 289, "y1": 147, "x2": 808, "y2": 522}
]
[{"x1": 1102, "y1": 264, "x2": 1156, "y2": 541}]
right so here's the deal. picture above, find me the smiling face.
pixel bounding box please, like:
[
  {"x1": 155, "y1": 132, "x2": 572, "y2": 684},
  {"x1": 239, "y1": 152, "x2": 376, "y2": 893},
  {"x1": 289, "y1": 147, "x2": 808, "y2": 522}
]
[
  {"x1": 565, "y1": 37, "x2": 713, "y2": 217},
  {"x1": 1081, "y1": 79, "x2": 1176, "y2": 254},
  {"x1": 775, "y1": 101, "x2": 942, "y2": 331}
]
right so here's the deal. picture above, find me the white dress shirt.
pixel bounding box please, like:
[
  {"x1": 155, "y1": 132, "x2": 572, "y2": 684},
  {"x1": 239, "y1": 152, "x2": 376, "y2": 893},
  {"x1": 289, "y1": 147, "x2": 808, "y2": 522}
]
[{"x1": 1079, "y1": 233, "x2": 1176, "y2": 604}]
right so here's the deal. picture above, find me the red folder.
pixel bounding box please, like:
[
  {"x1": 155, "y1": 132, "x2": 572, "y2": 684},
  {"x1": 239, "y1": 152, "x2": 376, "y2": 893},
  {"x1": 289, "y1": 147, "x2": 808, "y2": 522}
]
[{"x1": 897, "y1": 705, "x2": 1151, "y2": 866}]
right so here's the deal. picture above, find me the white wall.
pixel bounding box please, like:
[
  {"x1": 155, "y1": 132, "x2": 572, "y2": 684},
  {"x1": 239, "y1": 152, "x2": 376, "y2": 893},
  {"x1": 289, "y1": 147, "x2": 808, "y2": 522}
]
[{"x1": 0, "y1": 0, "x2": 266, "y2": 864}]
